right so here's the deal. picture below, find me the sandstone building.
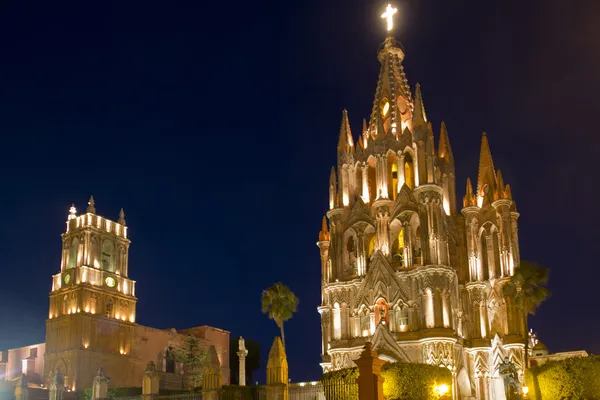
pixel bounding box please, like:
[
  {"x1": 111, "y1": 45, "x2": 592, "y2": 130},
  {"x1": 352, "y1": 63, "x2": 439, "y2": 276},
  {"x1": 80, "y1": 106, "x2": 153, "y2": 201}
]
[
  {"x1": 0, "y1": 198, "x2": 229, "y2": 391},
  {"x1": 316, "y1": 8, "x2": 525, "y2": 400}
]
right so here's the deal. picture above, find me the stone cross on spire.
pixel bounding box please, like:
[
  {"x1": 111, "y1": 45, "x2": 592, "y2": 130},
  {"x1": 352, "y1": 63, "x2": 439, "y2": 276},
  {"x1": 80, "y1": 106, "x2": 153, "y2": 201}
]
[{"x1": 381, "y1": 3, "x2": 398, "y2": 32}]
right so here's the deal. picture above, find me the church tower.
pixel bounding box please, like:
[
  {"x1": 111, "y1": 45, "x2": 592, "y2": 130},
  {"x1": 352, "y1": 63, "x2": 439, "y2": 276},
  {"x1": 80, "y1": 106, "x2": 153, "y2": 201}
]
[
  {"x1": 45, "y1": 197, "x2": 137, "y2": 391},
  {"x1": 317, "y1": 4, "x2": 525, "y2": 399}
]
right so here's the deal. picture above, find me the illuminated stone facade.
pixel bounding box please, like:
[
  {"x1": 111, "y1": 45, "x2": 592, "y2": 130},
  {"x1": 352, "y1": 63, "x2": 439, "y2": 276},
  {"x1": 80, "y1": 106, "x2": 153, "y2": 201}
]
[
  {"x1": 317, "y1": 33, "x2": 525, "y2": 400},
  {"x1": 0, "y1": 198, "x2": 230, "y2": 391}
]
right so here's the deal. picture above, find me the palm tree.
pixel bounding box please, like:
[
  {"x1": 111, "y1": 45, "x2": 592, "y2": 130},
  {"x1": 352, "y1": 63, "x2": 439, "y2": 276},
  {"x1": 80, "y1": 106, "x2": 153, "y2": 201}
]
[
  {"x1": 261, "y1": 282, "x2": 299, "y2": 349},
  {"x1": 502, "y1": 260, "x2": 550, "y2": 368}
]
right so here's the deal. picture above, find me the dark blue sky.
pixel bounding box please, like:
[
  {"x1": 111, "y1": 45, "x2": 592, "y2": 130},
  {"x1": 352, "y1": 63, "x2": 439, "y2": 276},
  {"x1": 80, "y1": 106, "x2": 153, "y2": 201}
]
[{"x1": 0, "y1": 0, "x2": 599, "y2": 383}]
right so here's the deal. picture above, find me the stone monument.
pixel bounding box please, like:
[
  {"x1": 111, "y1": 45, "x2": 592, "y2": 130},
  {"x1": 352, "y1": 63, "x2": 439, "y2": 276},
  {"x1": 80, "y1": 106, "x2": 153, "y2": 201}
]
[
  {"x1": 237, "y1": 336, "x2": 249, "y2": 386},
  {"x1": 266, "y1": 337, "x2": 288, "y2": 400},
  {"x1": 92, "y1": 367, "x2": 109, "y2": 400}
]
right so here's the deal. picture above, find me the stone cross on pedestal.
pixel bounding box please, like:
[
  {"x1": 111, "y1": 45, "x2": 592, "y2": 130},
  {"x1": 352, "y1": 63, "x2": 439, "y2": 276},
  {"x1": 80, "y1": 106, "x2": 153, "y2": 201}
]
[{"x1": 237, "y1": 336, "x2": 249, "y2": 386}]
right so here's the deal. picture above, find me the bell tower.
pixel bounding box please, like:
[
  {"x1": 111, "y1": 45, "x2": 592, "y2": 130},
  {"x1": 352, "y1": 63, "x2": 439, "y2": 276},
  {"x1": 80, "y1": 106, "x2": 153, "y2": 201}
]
[{"x1": 45, "y1": 197, "x2": 137, "y2": 391}]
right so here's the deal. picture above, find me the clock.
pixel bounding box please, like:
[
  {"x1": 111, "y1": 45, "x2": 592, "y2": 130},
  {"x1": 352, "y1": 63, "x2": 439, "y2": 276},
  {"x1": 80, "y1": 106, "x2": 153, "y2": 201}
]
[
  {"x1": 63, "y1": 273, "x2": 71, "y2": 285},
  {"x1": 105, "y1": 276, "x2": 116, "y2": 288}
]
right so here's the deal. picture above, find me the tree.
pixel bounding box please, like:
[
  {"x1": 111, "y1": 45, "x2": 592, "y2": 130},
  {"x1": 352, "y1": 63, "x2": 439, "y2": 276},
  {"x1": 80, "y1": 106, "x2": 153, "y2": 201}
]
[
  {"x1": 502, "y1": 260, "x2": 550, "y2": 368},
  {"x1": 229, "y1": 338, "x2": 261, "y2": 385},
  {"x1": 261, "y1": 282, "x2": 299, "y2": 349},
  {"x1": 171, "y1": 334, "x2": 209, "y2": 389}
]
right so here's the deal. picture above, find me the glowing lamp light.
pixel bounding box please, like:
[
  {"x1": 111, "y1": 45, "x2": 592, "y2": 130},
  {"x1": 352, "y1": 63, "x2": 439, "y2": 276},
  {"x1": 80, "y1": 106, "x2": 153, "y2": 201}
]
[
  {"x1": 523, "y1": 386, "x2": 529, "y2": 396},
  {"x1": 435, "y1": 384, "x2": 449, "y2": 397},
  {"x1": 119, "y1": 349, "x2": 124, "y2": 355},
  {"x1": 115, "y1": 313, "x2": 120, "y2": 320},
  {"x1": 85, "y1": 306, "x2": 90, "y2": 313}
]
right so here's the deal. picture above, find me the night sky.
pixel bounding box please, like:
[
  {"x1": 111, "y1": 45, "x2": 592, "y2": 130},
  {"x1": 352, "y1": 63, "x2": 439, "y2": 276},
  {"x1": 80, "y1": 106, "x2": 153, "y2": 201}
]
[{"x1": 0, "y1": 0, "x2": 599, "y2": 383}]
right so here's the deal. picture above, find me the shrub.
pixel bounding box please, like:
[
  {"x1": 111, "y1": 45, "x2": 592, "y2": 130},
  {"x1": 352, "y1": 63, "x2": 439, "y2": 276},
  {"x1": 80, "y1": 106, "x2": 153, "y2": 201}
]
[
  {"x1": 321, "y1": 363, "x2": 452, "y2": 400},
  {"x1": 381, "y1": 363, "x2": 452, "y2": 400},
  {"x1": 526, "y1": 355, "x2": 600, "y2": 400}
]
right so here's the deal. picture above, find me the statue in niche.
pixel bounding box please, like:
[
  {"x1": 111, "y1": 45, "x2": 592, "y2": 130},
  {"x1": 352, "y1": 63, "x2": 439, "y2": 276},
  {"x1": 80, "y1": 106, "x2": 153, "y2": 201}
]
[{"x1": 497, "y1": 357, "x2": 520, "y2": 400}]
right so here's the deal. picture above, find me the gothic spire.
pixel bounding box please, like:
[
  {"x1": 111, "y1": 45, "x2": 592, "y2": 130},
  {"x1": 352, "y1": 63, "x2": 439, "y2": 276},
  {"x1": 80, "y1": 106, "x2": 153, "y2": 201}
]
[
  {"x1": 412, "y1": 83, "x2": 428, "y2": 129},
  {"x1": 87, "y1": 196, "x2": 96, "y2": 214},
  {"x1": 118, "y1": 208, "x2": 126, "y2": 225},
  {"x1": 368, "y1": 34, "x2": 412, "y2": 140},
  {"x1": 438, "y1": 121, "x2": 454, "y2": 164},
  {"x1": 476, "y1": 132, "x2": 496, "y2": 197},
  {"x1": 337, "y1": 109, "x2": 354, "y2": 153}
]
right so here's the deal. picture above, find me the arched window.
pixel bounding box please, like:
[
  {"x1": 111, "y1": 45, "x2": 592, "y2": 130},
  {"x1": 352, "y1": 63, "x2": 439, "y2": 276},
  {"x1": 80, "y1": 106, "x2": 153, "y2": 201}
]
[
  {"x1": 102, "y1": 241, "x2": 115, "y2": 272},
  {"x1": 165, "y1": 348, "x2": 176, "y2": 373},
  {"x1": 62, "y1": 295, "x2": 68, "y2": 315},
  {"x1": 105, "y1": 298, "x2": 113, "y2": 318},
  {"x1": 68, "y1": 238, "x2": 79, "y2": 269},
  {"x1": 89, "y1": 236, "x2": 99, "y2": 269},
  {"x1": 404, "y1": 154, "x2": 415, "y2": 189}
]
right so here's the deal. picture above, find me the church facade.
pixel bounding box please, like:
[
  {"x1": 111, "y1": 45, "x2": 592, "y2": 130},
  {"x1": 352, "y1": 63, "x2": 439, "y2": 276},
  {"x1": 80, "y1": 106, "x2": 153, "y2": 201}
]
[
  {"x1": 1, "y1": 198, "x2": 230, "y2": 391},
  {"x1": 316, "y1": 28, "x2": 526, "y2": 400}
]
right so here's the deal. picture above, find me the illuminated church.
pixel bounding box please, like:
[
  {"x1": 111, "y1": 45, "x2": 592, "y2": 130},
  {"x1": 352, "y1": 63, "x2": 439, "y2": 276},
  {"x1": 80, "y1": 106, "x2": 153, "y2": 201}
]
[
  {"x1": 0, "y1": 198, "x2": 230, "y2": 391},
  {"x1": 317, "y1": 5, "x2": 525, "y2": 399}
]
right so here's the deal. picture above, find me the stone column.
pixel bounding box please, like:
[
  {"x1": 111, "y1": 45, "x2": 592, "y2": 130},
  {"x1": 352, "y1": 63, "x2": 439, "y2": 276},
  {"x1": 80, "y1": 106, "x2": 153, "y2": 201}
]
[
  {"x1": 92, "y1": 367, "x2": 109, "y2": 400},
  {"x1": 15, "y1": 374, "x2": 29, "y2": 400},
  {"x1": 237, "y1": 337, "x2": 249, "y2": 386},
  {"x1": 142, "y1": 361, "x2": 160, "y2": 398},
  {"x1": 355, "y1": 343, "x2": 385, "y2": 400},
  {"x1": 49, "y1": 370, "x2": 65, "y2": 400},
  {"x1": 266, "y1": 337, "x2": 288, "y2": 400}
]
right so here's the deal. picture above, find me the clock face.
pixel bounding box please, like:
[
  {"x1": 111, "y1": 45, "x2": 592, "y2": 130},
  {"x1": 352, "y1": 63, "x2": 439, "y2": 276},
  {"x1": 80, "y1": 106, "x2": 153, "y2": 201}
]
[
  {"x1": 105, "y1": 276, "x2": 116, "y2": 288},
  {"x1": 63, "y1": 274, "x2": 71, "y2": 284}
]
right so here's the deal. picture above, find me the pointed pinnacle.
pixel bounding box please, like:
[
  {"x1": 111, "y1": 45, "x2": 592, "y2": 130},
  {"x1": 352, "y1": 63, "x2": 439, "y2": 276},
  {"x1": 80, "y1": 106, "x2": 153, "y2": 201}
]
[
  {"x1": 318, "y1": 216, "x2": 330, "y2": 241},
  {"x1": 338, "y1": 109, "x2": 354, "y2": 151},
  {"x1": 362, "y1": 118, "x2": 367, "y2": 134},
  {"x1": 438, "y1": 121, "x2": 454, "y2": 162},
  {"x1": 413, "y1": 83, "x2": 427, "y2": 128},
  {"x1": 87, "y1": 196, "x2": 96, "y2": 214},
  {"x1": 477, "y1": 131, "x2": 496, "y2": 195},
  {"x1": 329, "y1": 166, "x2": 336, "y2": 184}
]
